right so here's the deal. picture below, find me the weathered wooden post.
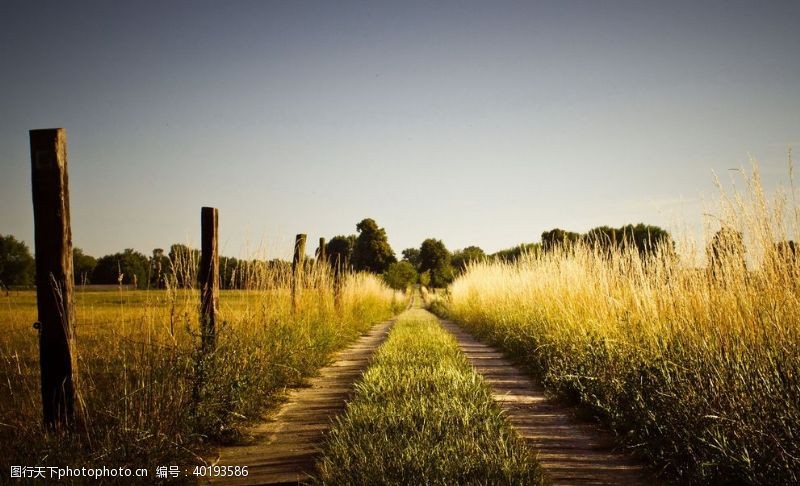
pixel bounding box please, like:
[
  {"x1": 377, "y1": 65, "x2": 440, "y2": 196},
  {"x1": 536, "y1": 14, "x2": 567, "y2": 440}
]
[
  {"x1": 333, "y1": 254, "x2": 343, "y2": 312},
  {"x1": 199, "y1": 207, "x2": 219, "y2": 351},
  {"x1": 317, "y1": 237, "x2": 326, "y2": 264},
  {"x1": 30, "y1": 128, "x2": 76, "y2": 430},
  {"x1": 292, "y1": 234, "x2": 306, "y2": 311}
]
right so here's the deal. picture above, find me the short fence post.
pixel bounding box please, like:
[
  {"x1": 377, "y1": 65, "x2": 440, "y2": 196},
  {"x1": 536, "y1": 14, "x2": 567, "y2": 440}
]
[
  {"x1": 30, "y1": 128, "x2": 76, "y2": 430},
  {"x1": 333, "y1": 255, "x2": 343, "y2": 311},
  {"x1": 199, "y1": 207, "x2": 219, "y2": 351},
  {"x1": 292, "y1": 234, "x2": 306, "y2": 312},
  {"x1": 317, "y1": 237, "x2": 326, "y2": 264}
]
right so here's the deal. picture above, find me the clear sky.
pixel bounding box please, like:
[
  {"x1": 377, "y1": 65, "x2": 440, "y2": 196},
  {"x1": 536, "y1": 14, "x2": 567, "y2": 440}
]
[{"x1": 1, "y1": 1, "x2": 799, "y2": 259}]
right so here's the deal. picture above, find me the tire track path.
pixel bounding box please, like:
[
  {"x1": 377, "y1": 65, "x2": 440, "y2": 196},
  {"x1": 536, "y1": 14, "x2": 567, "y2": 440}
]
[
  {"x1": 436, "y1": 314, "x2": 656, "y2": 485},
  {"x1": 207, "y1": 316, "x2": 397, "y2": 485}
]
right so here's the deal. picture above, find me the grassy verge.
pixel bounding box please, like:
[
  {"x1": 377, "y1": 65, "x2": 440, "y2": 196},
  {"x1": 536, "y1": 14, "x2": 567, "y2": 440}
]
[
  {"x1": 445, "y1": 166, "x2": 800, "y2": 484},
  {"x1": 0, "y1": 269, "x2": 403, "y2": 482},
  {"x1": 314, "y1": 308, "x2": 541, "y2": 485}
]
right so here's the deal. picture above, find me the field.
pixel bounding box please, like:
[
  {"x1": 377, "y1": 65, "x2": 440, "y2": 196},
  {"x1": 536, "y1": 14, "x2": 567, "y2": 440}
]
[
  {"x1": 0, "y1": 268, "x2": 403, "y2": 478},
  {"x1": 442, "y1": 167, "x2": 800, "y2": 483},
  {"x1": 3, "y1": 165, "x2": 798, "y2": 485}
]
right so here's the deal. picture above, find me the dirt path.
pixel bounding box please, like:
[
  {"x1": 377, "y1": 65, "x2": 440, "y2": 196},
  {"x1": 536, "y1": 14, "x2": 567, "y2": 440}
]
[
  {"x1": 207, "y1": 317, "x2": 397, "y2": 485},
  {"x1": 437, "y1": 314, "x2": 655, "y2": 486}
]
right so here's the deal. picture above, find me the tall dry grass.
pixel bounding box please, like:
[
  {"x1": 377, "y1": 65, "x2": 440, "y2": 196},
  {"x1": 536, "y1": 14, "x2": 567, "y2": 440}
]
[
  {"x1": 446, "y1": 161, "x2": 799, "y2": 483},
  {"x1": 0, "y1": 257, "x2": 403, "y2": 478}
]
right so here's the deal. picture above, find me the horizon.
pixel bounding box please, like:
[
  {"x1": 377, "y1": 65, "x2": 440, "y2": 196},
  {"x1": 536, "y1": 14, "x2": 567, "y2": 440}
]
[{"x1": 2, "y1": 1, "x2": 799, "y2": 260}]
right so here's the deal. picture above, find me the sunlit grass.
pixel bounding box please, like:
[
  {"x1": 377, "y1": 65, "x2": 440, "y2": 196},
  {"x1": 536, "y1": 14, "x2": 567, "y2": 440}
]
[
  {"x1": 445, "y1": 162, "x2": 800, "y2": 484},
  {"x1": 314, "y1": 308, "x2": 542, "y2": 485},
  {"x1": 0, "y1": 262, "x2": 403, "y2": 479}
]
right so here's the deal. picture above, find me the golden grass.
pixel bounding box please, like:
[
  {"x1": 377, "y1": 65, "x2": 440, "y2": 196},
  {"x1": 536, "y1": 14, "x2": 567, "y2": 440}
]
[
  {"x1": 445, "y1": 162, "x2": 800, "y2": 483},
  {"x1": 0, "y1": 262, "x2": 403, "y2": 478}
]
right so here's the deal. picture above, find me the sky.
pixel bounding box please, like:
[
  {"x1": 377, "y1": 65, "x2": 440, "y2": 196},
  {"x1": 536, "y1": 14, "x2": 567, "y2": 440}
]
[{"x1": 1, "y1": 0, "x2": 799, "y2": 260}]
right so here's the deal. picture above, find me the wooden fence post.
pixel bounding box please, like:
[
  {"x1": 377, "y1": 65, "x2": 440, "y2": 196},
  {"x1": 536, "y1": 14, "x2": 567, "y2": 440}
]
[
  {"x1": 292, "y1": 234, "x2": 306, "y2": 311},
  {"x1": 333, "y1": 254, "x2": 343, "y2": 312},
  {"x1": 30, "y1": 128, "x2": 76, "y2": 430},
  {"x1": 199, "y1": 207, "x2": 219, "y2": 351},
  {"x1": 317, "y1": 237, "x2": 326, "y2": 264}
]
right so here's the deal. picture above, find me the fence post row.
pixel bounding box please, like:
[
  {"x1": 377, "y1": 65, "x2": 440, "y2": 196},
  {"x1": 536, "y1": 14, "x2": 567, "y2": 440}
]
[
  {"x1": 199, "y1": 207, "x2": 219, "y2": 351},
  {"x1": 30, "y1": 128, "x2": 76, "y2": 430},
  {"x1": 292, "y1": 234, "x2": 306, "y2": 311}
]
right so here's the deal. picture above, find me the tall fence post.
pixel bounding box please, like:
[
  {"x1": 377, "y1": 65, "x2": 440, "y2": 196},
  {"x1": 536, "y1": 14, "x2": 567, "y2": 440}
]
[
  {"x1": 30, "y1": 128, "x2": 76, "y2": 430},
  {"x1": 199, "y1": 207, "x2": 219, "y2": 351},
  {"x1": 292, "y1": 234, "x2": 306, "y2": 312}
]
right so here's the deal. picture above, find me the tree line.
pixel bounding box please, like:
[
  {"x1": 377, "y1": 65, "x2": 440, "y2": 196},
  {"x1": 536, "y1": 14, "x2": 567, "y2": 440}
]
[{"x1": 3, "y1": 221, "x2": 794, "y2": 291}]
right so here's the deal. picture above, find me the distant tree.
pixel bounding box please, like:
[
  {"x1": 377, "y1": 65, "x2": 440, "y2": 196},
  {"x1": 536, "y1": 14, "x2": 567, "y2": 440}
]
[
  {"x1": 219, "y1": 256, "x2": 239, "y2": 289},
  {"x1": 491, "y1": 243, "x2": 541, "y2": 263},
  {"x1": 707, "y1": 227, "x2": 746, "y2": 279},
  {"x1": 352, "y1": 219, "x2": 396, "y2": 273},
  {"x1": 383, "y1": 261, "x2": 418, "y2": 290},
  {"x1": 541, "y1": 228, "x2": 581, "y2": 252},
  {"x1": 0, "y1": 234, "x2": 35, "y2": 287},
  {"x1": 419, "y1": 238, "x2": 454, "y2": 288},
  {"x1": 149, "y1": 248, "x2": 170, "y2": 288},
  {"x1": 92, "y1": 249, "x2": 150, "y2": 287},
  {"x1": 73, "y1": 247, "x2": 97, "y2": 285},
  {"x1": 168, "y1": 244, "x2": 200, "y2": 288},
  {"x1": 326, "y1": 235, "x2": 356, "y2": 270},
  {"x1": 585, "y1": 226, "x2": 619, "y2": 255},
  {"x1": 620, "y1": 223, "x2": 674, "y2": 258},
  {"x1": 401, "y1": 248, "x2": 422, "y2": 269},
  {"x1": 451, "y1": 246, "x2": 486, "y2": 273}
]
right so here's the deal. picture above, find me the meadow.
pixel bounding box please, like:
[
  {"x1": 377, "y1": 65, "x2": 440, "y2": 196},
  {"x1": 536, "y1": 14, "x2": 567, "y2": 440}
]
[
  {"x1": 0, "y1": 265, "x2": 403, "y2": 478},
  {"x1": 443, "y1": 165, "x2": 800, "y2": 483}
]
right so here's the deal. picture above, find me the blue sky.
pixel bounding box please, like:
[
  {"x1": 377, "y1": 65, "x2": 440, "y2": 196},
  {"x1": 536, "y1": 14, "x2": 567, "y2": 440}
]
[{"x1": 1, "y1": 1, "x2": 798, "y2": 259}]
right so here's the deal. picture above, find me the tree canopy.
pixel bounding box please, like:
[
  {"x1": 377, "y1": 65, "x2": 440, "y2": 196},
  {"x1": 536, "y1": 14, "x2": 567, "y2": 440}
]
[
  {"x1": 401, "y1": 248, "x2": 421, "y2": 268},
  {"x1": 92, "y1": 249, "x2": 150, "y2": 287},
  {"x1": 419, "y1": 238, "x2": 454, "y2": 288},
  {"x1": 383, "y1": 261, "x2": 418, "y2": 290},
  {"x1": 326, "y1": 235, "x2": 356, "y2": 270},
  {"x1": 451, "y1": 246, "x2": 485, "y2": 273},
  {"x1": 73, "y1": 247, "x2": 97, "y2": 284},
  {"x1": 0, "y1": 234, "x2": 35, "y2": 286},
  {"x1": 352, "y1": 218, "x2": 396, "y2": 273}
]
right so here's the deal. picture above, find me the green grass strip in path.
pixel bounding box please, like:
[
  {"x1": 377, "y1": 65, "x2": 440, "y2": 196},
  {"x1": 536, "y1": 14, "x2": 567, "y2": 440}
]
[{"x1": 314, "y1": 308, "x2": 543, "y2": 485}]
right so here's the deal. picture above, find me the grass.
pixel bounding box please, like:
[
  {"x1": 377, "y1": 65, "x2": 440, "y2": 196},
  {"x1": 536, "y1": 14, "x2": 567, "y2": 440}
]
[
  {"x1": 0, "y1": 264, "x2": 403, "y2": 482},
  {"x1": 443, "y1": 163, "x2": 800, "y2": 484},
  {"x1": 314, "y1": 308, "x2": 542, "y2": 485}
]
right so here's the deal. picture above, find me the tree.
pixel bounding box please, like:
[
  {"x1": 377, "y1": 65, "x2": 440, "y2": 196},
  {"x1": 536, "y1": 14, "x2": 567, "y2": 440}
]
[
  {"x1": 92, "y1": 249, "x2": 150, "y2": 287},
  {"x1": 707, "y1": 227, "x2": 745, "y2": 279},
  {"x1": 419, "y1": 238, "x2": 454, "y2": 288},
  {"x1": 541, "y1": 228, "x2": 581, "y2": 252},
  {"x1": 149, "y1": 248, "x2": 170, "y2": 288},
  {"x1": 491, "y1": 243, "x2": 540, "y2": 262},
  {"x1": 383, "y1": 261, "x2": 418, "y2": 290},
  {"x1": 168, "y1": 244, "x2": 200, "y2": 288},
  {"x1": 219, "y1": 256, "x2": 239, "y2": 289},
  {"x1": 584, "y1": 224, "x2": 673, "y2": 258},
  {"x1": 352, "y1": 219, "x2": 396, "y2": 273},
  {"x1": 401, "y1": 248, "x2": 421, "y2": 269},
  {"x1": 326, "y1": 235, "x2": 356, "y2": 270},
  {"x1": 0, "y1": 234, "x2": 35, "y2": 287},
  {"x1": 451, "y1": 246, "x2": 485, "y2": 273},
  {"x1": 73, "y1": 247, "x2": 97, "y2": 285}
]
